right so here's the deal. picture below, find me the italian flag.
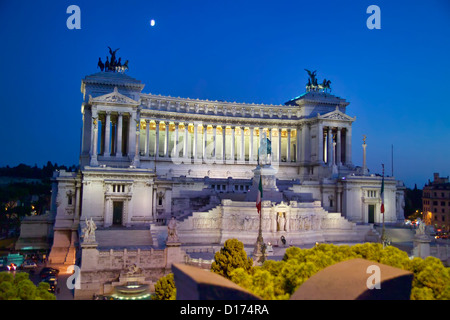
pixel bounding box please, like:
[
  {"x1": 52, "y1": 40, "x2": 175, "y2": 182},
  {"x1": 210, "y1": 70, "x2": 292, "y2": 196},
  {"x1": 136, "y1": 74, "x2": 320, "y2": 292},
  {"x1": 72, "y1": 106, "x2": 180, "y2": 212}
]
[
  {"x1": 256, "y1": 175, "x2": 263, "y2": 214},
  {"x1": 380, "y1": 173, "x2": 385, "y2": 214}
]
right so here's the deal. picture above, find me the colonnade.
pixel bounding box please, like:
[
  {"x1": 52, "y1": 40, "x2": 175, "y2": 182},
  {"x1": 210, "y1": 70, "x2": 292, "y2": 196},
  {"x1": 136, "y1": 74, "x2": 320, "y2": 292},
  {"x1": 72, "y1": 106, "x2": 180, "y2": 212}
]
[
  {"x1": 137, "y1": 120, "x2": 299, "y2": 163},
  {"x1": 319, "y1": 125, "x2": 351, "y2": 166},
  {"x1": 90, "y1": 113, "x2": 352, "y2": 167}
]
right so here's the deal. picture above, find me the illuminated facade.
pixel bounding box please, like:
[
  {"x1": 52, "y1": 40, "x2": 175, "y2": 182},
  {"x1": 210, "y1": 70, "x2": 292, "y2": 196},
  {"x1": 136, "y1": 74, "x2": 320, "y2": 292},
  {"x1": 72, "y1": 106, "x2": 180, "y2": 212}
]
[
  {"x1": 47, "y1": 70, "x2": 406, "y2": 295},
  {"x1": 422, "y1": 173, "x2": 450, "y2": 231}
]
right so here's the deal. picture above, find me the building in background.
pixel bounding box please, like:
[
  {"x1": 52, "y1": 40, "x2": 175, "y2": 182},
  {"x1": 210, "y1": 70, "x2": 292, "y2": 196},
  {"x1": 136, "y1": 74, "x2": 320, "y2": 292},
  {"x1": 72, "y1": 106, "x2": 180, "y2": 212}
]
[{"x1": 422, "y1": 173, "x2": 450, "y2": 232}]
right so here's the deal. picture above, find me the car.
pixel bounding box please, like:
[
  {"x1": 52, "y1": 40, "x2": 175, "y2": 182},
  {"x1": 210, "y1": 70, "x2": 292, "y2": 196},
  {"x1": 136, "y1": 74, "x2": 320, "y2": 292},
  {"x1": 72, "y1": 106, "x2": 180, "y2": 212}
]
[
  {"x1": 6, "y1": 263, "x2": 17, "y2": 271},
  {"x1": 22, "y1": 260, "x2": 38, "y2": 269},
  {"x1": 42, "y1": 276, "x2": 58, "y2": 293},
  {"x1": 39, "y1": 267, "x2": 59, "y2": 279}
]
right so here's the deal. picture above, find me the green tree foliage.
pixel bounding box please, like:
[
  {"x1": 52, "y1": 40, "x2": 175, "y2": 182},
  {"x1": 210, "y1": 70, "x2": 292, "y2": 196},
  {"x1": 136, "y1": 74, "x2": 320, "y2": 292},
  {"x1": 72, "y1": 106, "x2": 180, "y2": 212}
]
[
  {"x1": 229, "y1": 243, "x2": 449, "y2": 300},
  {"x1": 211, "y1": 238, "x2": 253, "y2": 280},
  {"x1": 0, "y1": 271, "x2": 56, "y2": 300},
  {"x1": 152, "y1": 273, "x2": 176, "y2": 300},
  {"x1": 409, "y1": 256, "x2": 450, "y2": 300}
]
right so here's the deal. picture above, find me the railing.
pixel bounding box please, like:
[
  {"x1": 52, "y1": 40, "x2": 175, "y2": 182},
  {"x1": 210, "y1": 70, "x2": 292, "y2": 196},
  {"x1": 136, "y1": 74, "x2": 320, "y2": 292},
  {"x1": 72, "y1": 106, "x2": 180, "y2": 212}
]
[{"x1": 184, "y1": 255, "x2": 214, "y2": 270}]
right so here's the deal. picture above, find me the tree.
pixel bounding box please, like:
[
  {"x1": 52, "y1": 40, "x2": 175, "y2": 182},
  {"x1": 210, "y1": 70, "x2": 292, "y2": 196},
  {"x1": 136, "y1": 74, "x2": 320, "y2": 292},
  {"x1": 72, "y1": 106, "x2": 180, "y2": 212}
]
[
  {"x1": 0, "y1": 271, "x2": 55, "y2": 300},
  {"x1": 211, "y1": 239, "x2": 253, "y2": 280},
  {"x1": 152, "y1": 273, "x2": 176, "y2": 300},
  {"x1": 227, "y1": 243, "x2": 450, "y2": 300}
]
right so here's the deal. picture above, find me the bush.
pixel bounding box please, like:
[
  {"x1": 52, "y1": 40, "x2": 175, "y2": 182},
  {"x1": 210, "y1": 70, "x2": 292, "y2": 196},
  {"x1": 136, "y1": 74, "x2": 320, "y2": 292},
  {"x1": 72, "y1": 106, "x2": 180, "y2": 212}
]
[
  {"x1": 152, "y1": 273, "x2": 176, "y2": 300},
  {"x1": 211, "y1": 239, "x2": 253, "y2": 280}
]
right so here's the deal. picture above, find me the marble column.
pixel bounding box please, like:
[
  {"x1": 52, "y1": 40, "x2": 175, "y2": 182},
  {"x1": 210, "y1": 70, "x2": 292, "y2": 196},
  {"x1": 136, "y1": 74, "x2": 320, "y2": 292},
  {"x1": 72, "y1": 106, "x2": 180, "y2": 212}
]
[
  {"x1": 128, "y1": 114, "x2": 136, "y2": 158},
  {"x1": 134, "y1": 120, "x2": 140, "y2": 166},
  {"x1": 183, "y1": 123, "x2": 188, "y2": 160},
  {"x1": 345, "y1": 126, "x2": 352, "y2": 166},
  {"x1": 116, "y1": 113, "x2": 123, "y2": 157},
  {"x1": 202, "y1": 124, "x2": 207, "y2": 161},
  {"x1": 222, "y1": 126, "x2": 226, "y2": 163},
  {"x1": 230, "y1": 126, "x2": 235, "y2": 163},
  {"x1": 213, "y1": 125, "x2": 217, "y2": 160},
  {"x1": 327, "y1": 127, "x2": 333, "y2": 167},
  {"x1": 164, "y1": 121, "x2": 170, "y2": 158},
  {"x1": 111, "y1": 118, "x2": 116, "y2": 155},
  {"x1": 362, "y1": 142, "x2": 368, "y2": 175},
  {"x1": 287, "y1": 128, "x2": 291, "y2": 162},
  {"x1": 145, "y1": 120, "x2": 150, "y2": 157},
  {"x1": 302, "y1": 124, "x2": 310, "y2": 164},
  {"x1": 240, "y1": 127, "x2": 245, "y2": 162},
  {"x1": 193, "y1": 123, "x2": 198, "y2": 159},
  {"x1": 100, "y1": 115, "x2": 105, "y2": 155},
  {"x1": 90, "y1": 113, "x2": 99, "y2": 166},
  {"x1": 173, "y1": 122, "x2": 179, "y2": 158},
  {"x1": 249, "y1": 127, "x2": 254, "y2": 162},
  {"x1": 104, "y1": 112, "x2": 111, "y2": 157},
  {"x1": 318, "y1": 123, "x2": 324, "y2": 164},
  {"x1": 336, "y1": 127, "x2": 342, "y2": 166},
  {"x1": 155, "y1": 121, "x2": 160, "y2": 159},
  {"x1": 296, "y1": 127, "x2": 301, "y2": 163},
  {"x1": 278, "y1": 128, "x2": 282, "y2": 162}
]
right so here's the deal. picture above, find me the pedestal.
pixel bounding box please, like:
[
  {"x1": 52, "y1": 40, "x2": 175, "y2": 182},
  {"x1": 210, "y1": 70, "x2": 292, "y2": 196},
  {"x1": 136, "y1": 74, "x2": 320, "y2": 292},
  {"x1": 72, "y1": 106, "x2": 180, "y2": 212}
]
[
  {"x1": 413, "y1": 235, "x2": 431, "y2": 259},
  {"x1": 165, "y1": 242, "x2": 183, "y2": 268},
  {"x1": 80, "y1": 241, "x2": 99, "y2": 271},
  {"x1": 252, "y1": 232, "x2": 266, "y2": 267},
  {"x1": 246, "y1": 165, "x2": 283, "y2": 203}
]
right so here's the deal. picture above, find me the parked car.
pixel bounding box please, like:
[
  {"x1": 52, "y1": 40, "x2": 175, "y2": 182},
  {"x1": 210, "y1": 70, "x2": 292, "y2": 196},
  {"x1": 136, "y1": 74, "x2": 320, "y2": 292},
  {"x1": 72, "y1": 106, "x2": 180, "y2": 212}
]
[
  {"x1": 42, "y1": 276, "x2": 58, "y2": 293},
  {"x1": 22, "y1": 260, "x2": 38, "y2": 270},
  {"x1": 39, "y1": 267, "x2": 59, "y2": 279}
]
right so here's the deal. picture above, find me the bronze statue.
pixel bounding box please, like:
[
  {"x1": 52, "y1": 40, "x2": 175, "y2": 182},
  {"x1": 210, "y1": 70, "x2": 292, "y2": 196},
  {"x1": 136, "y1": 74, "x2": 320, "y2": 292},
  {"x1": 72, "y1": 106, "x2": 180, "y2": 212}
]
[
  {"x1": 305, "y1": 69, "x2": 317, "y2": 85},
  {"x1": 305, "y1": 69, "x2": 331, "y2": 93},
  {"x1": 97, "y1": 57, "x2": 104, "y2": 72},
  {"x1": 105, "y1": 56, "x2": 110, "y2": 71},
  {"x1": 98, "y1": 47, "x2": 129, "y2": 73},
  {"x1": 108, "y1": 47, "x2": 120, "y2": 66}
]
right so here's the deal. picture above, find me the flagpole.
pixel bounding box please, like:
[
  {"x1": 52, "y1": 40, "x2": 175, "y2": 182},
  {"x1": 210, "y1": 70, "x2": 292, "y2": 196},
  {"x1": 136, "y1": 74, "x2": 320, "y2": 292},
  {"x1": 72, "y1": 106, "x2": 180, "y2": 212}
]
[
  {"x1": 381, "y1": 164, "x2": 387, "y2": 248},
  {"x1": 253, "y1": 172, "x2": 266, "y2": 266}
]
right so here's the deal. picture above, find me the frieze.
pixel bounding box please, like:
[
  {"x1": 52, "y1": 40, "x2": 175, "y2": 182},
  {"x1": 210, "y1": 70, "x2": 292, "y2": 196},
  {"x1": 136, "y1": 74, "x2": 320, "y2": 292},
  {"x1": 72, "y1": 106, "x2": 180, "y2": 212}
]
[{"x1": 89, "y1": 87, "x2": 140, "y2": 106}]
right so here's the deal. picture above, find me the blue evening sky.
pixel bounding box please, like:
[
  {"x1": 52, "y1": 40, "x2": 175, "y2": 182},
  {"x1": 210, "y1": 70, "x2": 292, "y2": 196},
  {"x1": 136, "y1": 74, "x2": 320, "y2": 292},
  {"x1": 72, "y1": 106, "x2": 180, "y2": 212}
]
[{"x1": 0, "y1": 0, "x2": 449, "y2": 188}]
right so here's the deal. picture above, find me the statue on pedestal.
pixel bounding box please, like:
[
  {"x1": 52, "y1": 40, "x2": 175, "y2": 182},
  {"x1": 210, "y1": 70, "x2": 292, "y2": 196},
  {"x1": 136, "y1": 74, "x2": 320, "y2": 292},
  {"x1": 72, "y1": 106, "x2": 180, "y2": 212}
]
[
  {"x1": 81, "y1": 217, "x2": 97, "y2": 243},
  {"x1": 167, "y1": 216, "x2": 179, "y2": 243},
  {"x1": 258, "y1": 132, "x2": 272, "y2": 166}
]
